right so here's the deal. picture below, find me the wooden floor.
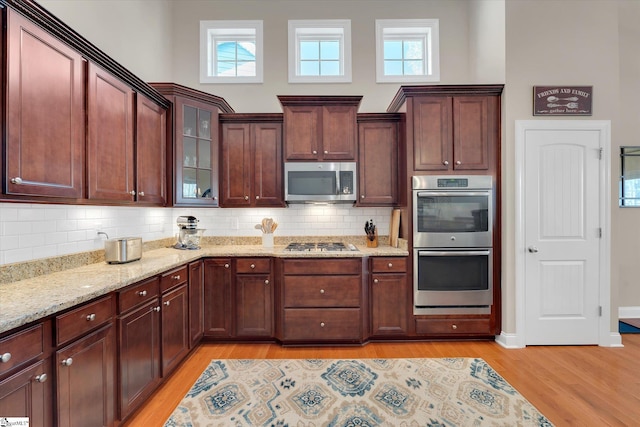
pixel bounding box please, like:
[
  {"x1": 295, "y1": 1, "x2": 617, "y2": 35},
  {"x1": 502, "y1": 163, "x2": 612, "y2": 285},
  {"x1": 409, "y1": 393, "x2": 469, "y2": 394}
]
[{"x1": 123, "y1": 334, "x2": 640, "y2": 426}]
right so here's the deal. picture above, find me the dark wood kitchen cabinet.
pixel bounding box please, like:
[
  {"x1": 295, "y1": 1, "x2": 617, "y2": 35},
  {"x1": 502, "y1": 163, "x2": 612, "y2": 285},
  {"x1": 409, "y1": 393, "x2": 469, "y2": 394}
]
[
  {"x1": 278, "y1": 96, "x2": 362, "y2": 161},
  {"x1": 160, "y1": 267, "x2": 189, "y2": 377},
  {"x1": 150, "y1": 83, "x2": 234, "y2": 207},
  {"x1": 280, "y1": 258, "x2": 363, "y2": 343},
  {"x1": 357, "y1": 115, "x2": 402, "y2": 206},
  {"x1": 188, "y1": 260, "x2": 204, "y2": 347},
  {"x1": 220, "y1": 115, "x2": 285, "y2": 208},
  {"x1": 235, "y1": 258, "x2": 273, "y2": 337},
  {"x1": 135, "y1": 94, "x2": 167, "y2": 205},
  {"x1": 4, "y1": 8, "x2": 85, "y2": 199},
  {"x1": 369, "y1": 257, "x2": 409, "y2": 337},
  {"x1": 87, "y1": 62, "x2": 136, "y2": 202},
  {"x1": 0, "y1": 321, "x2": 53, "y2": 427},
  {"x1": 203, "y1": 258, "x2": 233, "y2": 338}
]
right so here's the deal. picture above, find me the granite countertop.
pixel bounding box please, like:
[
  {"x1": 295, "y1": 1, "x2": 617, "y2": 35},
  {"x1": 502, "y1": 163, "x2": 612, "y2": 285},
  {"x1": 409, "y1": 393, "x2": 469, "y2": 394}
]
[{"x1": 0, "y1": 243, "x2": 408, "y2": 335}]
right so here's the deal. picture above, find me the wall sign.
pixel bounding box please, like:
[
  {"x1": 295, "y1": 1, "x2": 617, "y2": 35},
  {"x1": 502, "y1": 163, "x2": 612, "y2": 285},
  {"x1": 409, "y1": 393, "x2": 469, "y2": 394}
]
[{"x1": 533, "y1": 86, "x2": 592, "y2": 116}]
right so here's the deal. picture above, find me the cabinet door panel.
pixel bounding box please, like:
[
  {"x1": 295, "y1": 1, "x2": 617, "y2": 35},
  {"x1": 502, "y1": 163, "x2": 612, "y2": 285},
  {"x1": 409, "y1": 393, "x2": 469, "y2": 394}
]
[
  {"x1": 203, "y1": 259, "x2": 233, "y2": 337},
  {"x1": 221, "y1": 123, "x2": 251, "y2": 206},
  {"x1": 87, "y1": 63, "x2": 135, "y2": 201},
  {"x1": 252, "y1": 123, "x2": 284, "y2": 206},
  {"x1": 370, "y1": 273, "x2": 408, "y2": 336},
  {"x1": 161, "y1": 284, "x2": 189, "y2": 376},
  {"x1": 136, "y1": 94, "x2": 167, "y2": 205},
  {"x1": 283, "y1": 106, "x2": 320, "y2": 160},
  {"x1": 189, "y1": 261, "x2": 204, "y2": 347},
  {"x1": 413, "y1": 97, "x2": 451, "y2": 171},
  {"x1": 358, "y1": 121, "x2": 398, "y2": 205},
  {"x1": 0, "y1": 359, "x2": 53, "y2": 427},
  {"x1": 56, "y1": 324, "x2": 115, "y2": 427},
  {"x1": 6, "y1": 9, "x2": 84, "y2": 198},
  {"x1": 453, "y1": 96, "x2": 490, "y2": 170},
  {"x1": 235, "y1": 274, "x2": 273, "y2": 337},
  {"x1": 322, "y1": 105, "x2": 357, "y2": 160}
]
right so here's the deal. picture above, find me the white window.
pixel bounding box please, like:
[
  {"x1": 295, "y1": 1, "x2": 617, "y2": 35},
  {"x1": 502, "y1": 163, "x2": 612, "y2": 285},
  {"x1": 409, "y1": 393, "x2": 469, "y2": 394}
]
[
  {"x1": 375, "y1": 19, "x2": 440, "y2": 83},
  {"x1": 200, "y1": 20, "x2": 263, "y2": 84},
  {"x1": 288, "y1": 20, "x2": 352, "y2": 83}
]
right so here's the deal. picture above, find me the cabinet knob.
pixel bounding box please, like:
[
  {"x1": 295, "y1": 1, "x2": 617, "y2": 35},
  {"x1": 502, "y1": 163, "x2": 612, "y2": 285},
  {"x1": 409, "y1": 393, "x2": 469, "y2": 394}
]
[
  {"x1": 35, "y1": 373, "x2": 48, "y2": 383},
  {"x1": 388, "y1": 263, "x2": 393, "y2": 268},
  {"x1": 256, "y1": 195, "x2": 260, "y2": 199},
  {"x1": 213, "y1": 196, "x2": 217, "y2": 200},
  {"x1": 373, "y1": 278, "x2": 379, "y2": 284},
  {"x1": 452, "y1": 324, "x2": 458, "y2": 330},
  {"x1": 61, "y1": 358, "x2": 73, "y2": 366},
  {"x1": 320, "y1": 289, "x2": 325, "y2": 294},
  {"x1": 152, "y1": 306, "x2": 161, "y2": 312},
  {"x1": 0, "y1": 353, "x2": 11, "y2": 363},
  {"x1": 312, "y1": 150, "x2": 318, "y2": 155},
  {"x1": 129, "y1": 190, "x2": 136, "y2": 196},
  {"x1": 138, "y1": 290, "x2": 147, "y2": 297},
  {"x1": 139, "y1": 191, "x2": 145, "y2": 196},
  {"x1": 10, "y1": 177, "x2": 23, "y2": 184},
  {"x1": 86, "y1": 313, "x2": 96, "y2": 322},
  {"x1": 250, "y1": 264, "x2": 255, "y2": 269},
  {"x1": 456, "y1": 160, "x2": 461, "y2": 165},
  {"x1": 323, "y1": 150, "x2": 328, "y2": 154},
  {"x1": 320, "y1": 322, "x2": 325, "y2": 327},
  {"x1": 224, "y1": 263, "x2": 230, "y2": 268},
  {"x1": 443, "y1": 160, "x2": 449, "y2": 166},
  {"x1": 244, "y1": 195, "x2": 249, "y2": 200},
  {"x1": 264, "y1": 279, "x2": 269, "y2": 285},
  {"x1": 172, "y1": 275, "x2": 181, "y2": 280},
  {"x1": 164, "y1": 301, "x2": 170, "y2": 306}
]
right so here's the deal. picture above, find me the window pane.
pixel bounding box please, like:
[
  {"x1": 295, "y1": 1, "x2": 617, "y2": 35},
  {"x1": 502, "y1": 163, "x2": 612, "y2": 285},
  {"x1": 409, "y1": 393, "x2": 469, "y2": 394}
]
[
  {"x1": 197, "y1": 170, "x2": 212, "y2": 198},
  {"x1": 300, "y1": 41, "x2": 319, "y2": 60},
  {"x1": 183, "y1": 168, "x2": 197, "y2": 199},
  {"x1": 320, "y1": 41, "x2": 340, "y2": 60},
  {"x1": 216, "y1": 41, "x2": 237, "y2": 61},
  {"x1": 384, "y1": 41, "x2": 402, "y2": 60},
  {"x1": 198, "y1": 139, "x2": 211, "y2": 169},
  {"x1": 404, "y1": 60, "x2": 424, "y2": 75},
  {"x1": 237, "y1": 41, "x2": 256, "y2": 61},
  {"x1": 217, "y1": 61, "x2": 236, "y2": 76},
  {"x1": 300, "y1": 61, "x2": 320, "y2": 75},
  {"x1": 184, "y1": 137, "x2": 197, "y2": 167},
  {"x1": 320, "y1": 60, "x2": 340, "y2": 75},
  {"x1": 404, "y1": 40, "x2": 423, "y2": 59},
  {"x1": 384, "y1": 60, "x2": 403, "y2": 75},
  {"x1": 236, "y1": 61, "x2": 256, "y2": 76}
]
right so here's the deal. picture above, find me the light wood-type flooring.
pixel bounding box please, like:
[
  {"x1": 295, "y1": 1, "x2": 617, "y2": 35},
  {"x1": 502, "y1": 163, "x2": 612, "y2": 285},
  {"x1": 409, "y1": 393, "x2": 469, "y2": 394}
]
[{"x1": 123, "y1": 334, "x2": 640, "y2": 426}]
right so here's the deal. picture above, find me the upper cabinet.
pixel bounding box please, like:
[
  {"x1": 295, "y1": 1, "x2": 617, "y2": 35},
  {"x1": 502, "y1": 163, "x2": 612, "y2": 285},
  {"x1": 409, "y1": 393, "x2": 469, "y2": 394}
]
[
  {"x1": 2, "y1": 1, "x2": 170, "y2": 205},
  {"x1": 150, "y1": 83, "x2": 234, "y2": 207},
  {"x1": 388, "y1": 85, "x2": 502, "y2": 175},
  {"x1": 220, "y1": 114, "x2": 285, "y2": 208},
  {"x1": 278, "y1": 96, "x2": 362, "y2": 161},
  {"x1": 5, "y1": 8, "x2": 85, "y2": 199}
]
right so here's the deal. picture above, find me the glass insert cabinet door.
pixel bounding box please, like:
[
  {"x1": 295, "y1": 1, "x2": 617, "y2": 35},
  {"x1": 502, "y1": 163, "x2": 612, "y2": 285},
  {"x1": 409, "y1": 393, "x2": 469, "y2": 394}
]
[{"x1": 176, "y1": 98, "x2": 219, "y2": 206}]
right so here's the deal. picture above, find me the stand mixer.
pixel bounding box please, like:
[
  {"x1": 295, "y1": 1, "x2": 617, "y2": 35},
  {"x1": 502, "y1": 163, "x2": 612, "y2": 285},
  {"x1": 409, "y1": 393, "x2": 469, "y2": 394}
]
[{"x1": 174, "y1": 216, "x2": 206, "y2": 250}]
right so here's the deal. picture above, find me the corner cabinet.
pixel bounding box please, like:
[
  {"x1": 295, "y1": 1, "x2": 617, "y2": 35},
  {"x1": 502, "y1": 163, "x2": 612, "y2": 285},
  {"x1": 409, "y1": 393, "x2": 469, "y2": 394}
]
[
  {"x1": 278, "y1": 96, "x2": 362, "y2": 161},
  {"x1": 150, "y1": 83, "x2": 235, "y2": 207},
  {"x1": 357, "y1": 114, "x2": 403, "y2": 206},
  {"x1": 220, "y1": 115, "x2": 285, "y2": 208}
]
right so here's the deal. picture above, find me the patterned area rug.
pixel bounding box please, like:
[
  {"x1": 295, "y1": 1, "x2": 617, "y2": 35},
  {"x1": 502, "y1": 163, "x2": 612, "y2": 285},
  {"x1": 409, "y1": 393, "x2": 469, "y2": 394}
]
[{"x1": 165, "y1": 358, "x2": 553, "y2": 426}]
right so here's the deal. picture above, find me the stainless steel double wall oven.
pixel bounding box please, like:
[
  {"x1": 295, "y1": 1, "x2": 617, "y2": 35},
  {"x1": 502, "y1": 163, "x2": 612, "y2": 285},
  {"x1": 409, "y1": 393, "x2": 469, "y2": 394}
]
[{"x1": 412, "y1": 175, "x2": 494, "y2": 314}]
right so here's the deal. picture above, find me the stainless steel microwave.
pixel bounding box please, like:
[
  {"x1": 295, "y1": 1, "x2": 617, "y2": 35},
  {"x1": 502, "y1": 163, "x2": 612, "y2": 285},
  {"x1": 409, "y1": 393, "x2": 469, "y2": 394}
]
[{"x1": 284, "y1": 162, "x2": 357, "y2": 203}]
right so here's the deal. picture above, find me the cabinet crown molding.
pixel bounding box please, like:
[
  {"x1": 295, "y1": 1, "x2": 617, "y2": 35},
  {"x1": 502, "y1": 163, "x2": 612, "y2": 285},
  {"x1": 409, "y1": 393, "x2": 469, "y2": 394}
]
[{"x1": 387, "y1": 84, "x2": 504, "y2": 113}]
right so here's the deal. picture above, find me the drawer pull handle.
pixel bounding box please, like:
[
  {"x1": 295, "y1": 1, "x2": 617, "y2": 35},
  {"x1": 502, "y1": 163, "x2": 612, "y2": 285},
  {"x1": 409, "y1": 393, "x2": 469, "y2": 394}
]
[
  {"x1": 320, "y1": 322, "x2": 325, "y2": 327},
  {"x1": 10, "y1": 177, "x2": 23, "y2": 184},
  {"x1": 224, "y1": 263, "x2": 230, "y2": 268},
  {"x1": 452, "y1": 324, "x2": 458, "y2": 330},
  {"x1": 456, "y1": 160, "x2": 462, "y2": 165},
  {"x1": 320, "y1": 289, "x2": 325, "y2": 294},
  {"x1": 152, "y1": 306, "x2": 161, "y2": 312},
  {"x1": 312, "y1": 150, "x2": 318, "y2": 155},
  {"x1": 35, "y1": 373, "x2": 47, "y2": 383},
  {"x1": 86, "y1": 313, "x2": 96, "y2": 322},
  {"x1": 61, "y1": 358, "x2": 73, "y2": 366},
  {"x1": 172, "y1": 275, "x2": 181, "y2": 280},
  {"x1": 388, "y1": 263, "x2": 393, "y2": 268},
  {"x1": 164, "y1": 301, "x2": 170, "y2": 306},
  {"x1": 250, "y1": 264, "x2": 255, "y2": 269},
  {"x1": 373, "y1": 278, "x2": 379, "y2": 284},
  {"x1": 264, "y1": 279, "x2": 269, "y2": 285},
  {"x1": 138, "y1": 191, "x2": 145, "y2": 196},
  {"x1": 138, "y1": 290, "x2": 147, "y2": 297},
  {"x1": 443, "y1": 160, "x2": 449, "y2": 166},
  {"x1": 129, "y1": 190, "x2": 136, "y2": 196},
  {"x1": 0, "y1": 353, "x2": 11, "y2": 363}
]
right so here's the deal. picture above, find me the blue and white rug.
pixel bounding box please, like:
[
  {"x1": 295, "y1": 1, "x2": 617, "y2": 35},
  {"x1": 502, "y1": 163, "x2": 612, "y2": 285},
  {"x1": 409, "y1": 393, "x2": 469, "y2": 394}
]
[{"x1": 165, "y1": 358, "x2": 553, "y2": 426}]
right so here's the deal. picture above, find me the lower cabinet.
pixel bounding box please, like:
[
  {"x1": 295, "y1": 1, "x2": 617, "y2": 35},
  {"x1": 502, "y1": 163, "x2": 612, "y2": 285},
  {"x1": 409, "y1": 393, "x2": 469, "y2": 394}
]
[
  {"x1": 0, "y1": 356, "x2": 53, "y2": 427},
  {"x1": 370, "y1": 257, "x2": 409, "y2": 337},
  {"x1": 235, "y1": 258, "x2": 273, "y2": 337},
  {"x1": 56, "y1": 324, "x2": 115, "y2": 427},
  {"x1": 188, "y1": 260, "x2": 204, "y2": 347},
  {"x1": 415, "y1": 316, "x2": 493, "y2": 336},
  {"x1": 280, "y1": 258, "x2": 363, "y2": 343},
  {"x1": 203, "y1": 258, "x2": 233, "y2": 338},
  {"x1": 160, "y1": 283, "x2": 189, "y2": 376}
]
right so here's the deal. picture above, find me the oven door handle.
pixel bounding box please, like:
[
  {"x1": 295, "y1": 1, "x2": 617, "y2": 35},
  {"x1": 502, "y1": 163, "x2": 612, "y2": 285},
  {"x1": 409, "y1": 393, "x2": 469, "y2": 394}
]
[
  {"x1": 416, "y1": 191, "x2": 490, "y2": 198},
  {"x1": 417, "y1": 250, "x2": 491, "y2": 257}
]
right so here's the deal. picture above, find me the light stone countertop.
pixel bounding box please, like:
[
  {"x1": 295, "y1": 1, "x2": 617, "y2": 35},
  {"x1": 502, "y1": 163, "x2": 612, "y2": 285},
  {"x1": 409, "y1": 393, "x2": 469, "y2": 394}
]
[{"x1": 0, "y1": 243, "x2": 408, "y2": 335}]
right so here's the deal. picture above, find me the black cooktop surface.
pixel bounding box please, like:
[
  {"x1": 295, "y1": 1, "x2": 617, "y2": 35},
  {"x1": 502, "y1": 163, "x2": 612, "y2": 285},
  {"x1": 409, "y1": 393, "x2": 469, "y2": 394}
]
[{"x1": 284, "y1": 242, "x2": 352, "y2": 252}]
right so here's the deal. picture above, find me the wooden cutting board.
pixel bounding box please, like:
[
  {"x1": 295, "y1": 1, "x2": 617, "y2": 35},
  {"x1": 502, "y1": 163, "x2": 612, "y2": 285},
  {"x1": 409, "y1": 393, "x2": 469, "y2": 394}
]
[{"x1": 389, "y1": 209, "x2": 401, "y2": 248}]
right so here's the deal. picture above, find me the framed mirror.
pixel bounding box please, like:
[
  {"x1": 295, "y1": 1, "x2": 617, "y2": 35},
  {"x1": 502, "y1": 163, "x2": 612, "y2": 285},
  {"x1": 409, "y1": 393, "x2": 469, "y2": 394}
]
[{"x1": 620, "y1": 146, "x2": 640, "y2": 207}]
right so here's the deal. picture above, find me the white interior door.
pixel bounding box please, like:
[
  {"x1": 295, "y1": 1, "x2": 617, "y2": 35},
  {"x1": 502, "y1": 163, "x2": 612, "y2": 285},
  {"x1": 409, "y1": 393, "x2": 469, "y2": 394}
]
[{"x1": 523, "y1": 128, "x2": 602, "y2": 345}]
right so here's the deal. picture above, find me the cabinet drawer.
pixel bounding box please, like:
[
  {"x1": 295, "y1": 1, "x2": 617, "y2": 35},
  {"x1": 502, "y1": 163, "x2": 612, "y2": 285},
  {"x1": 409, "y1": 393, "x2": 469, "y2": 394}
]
[
  {"x1": 283, "y1": 309, "x2": 361, "y2": 341},
  {"x1": 236, "y1": 258, "x2": 271, "y2": 274},
  {"x1": 118, "y1": 276, "x2": 160, "y2": 313},
  {"x1": 371, "y1": 257, "x2": 407, "y2": 273},
  {"x1": 283, "y1": 258, "x2": 361, "y2": 275},
  {"x1": 160, "y1": 266, "x2": 188, "y2": 293},
  {"x1": 283, "y1": 276, "x2": 361, "y2": 307},
  {"x1": 0, "y1": 321, "x2": 51, "y2": 376},
  {"x1": 415, "y1": 318, "x2": 492, "y2": 335},
  {"x1": 55, "y1": 295, "x2": 115, "y2": 345}
]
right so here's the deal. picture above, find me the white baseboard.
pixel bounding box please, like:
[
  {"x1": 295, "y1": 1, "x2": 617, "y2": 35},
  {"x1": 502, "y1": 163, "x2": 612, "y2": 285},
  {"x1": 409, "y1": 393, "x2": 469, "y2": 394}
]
[
  {"x1": 604, "y1": 332, "x2": 624, "y2": 348},
  {"x1": 618, "y1": 306, "x2": 640, "y2": 318},
  {"x1": 495, "y1": 332, "x2": 524, "y2": 349}
]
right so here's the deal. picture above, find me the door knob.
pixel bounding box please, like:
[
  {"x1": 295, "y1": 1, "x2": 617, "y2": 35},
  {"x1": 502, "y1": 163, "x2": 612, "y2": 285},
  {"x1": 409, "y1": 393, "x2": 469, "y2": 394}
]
[{"x1": 528, "y1": 246, "x2": 539, "y2": 253}]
